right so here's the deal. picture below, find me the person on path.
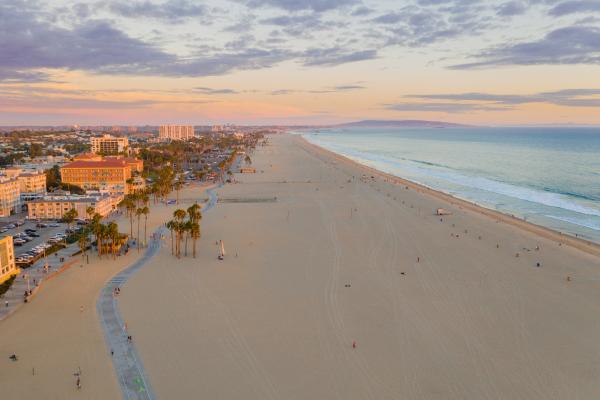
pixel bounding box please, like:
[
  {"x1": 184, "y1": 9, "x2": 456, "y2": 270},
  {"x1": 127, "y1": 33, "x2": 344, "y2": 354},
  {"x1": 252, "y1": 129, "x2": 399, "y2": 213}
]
[{"x1": 352, "y1": 341, "x2": 357, "y2": 349}]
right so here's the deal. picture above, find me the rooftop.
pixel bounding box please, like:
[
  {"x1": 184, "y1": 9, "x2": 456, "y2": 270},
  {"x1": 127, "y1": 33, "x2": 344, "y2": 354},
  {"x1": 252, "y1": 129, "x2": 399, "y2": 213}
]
[{"x1": 62, "y1": 160, "x2": 129, "y2": 169}]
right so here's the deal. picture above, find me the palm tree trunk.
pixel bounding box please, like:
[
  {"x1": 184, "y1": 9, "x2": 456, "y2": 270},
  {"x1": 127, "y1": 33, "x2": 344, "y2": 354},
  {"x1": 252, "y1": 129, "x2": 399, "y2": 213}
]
[
  {"x1": 170, "y1": 230, "x2": 174, "y2": 255},
  {"x1": 193, "y1": 238, "x2": 196, "y2": 258},
  {"x1": 185, "y1": 234, "x2": 188, "y2": 257},
  {"x1": 144, "y1": 216, "x2": 147, "y2": 247},
  {"x1": 129, "y1": 214, "x2": 133, "y2": 238},
  {"x1": 137, "y1": 216, "x2": 140, "y2": 252}
]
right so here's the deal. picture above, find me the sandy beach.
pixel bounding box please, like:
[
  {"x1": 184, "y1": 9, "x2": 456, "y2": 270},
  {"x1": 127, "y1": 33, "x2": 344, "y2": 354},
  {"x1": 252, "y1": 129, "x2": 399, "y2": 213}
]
[
  {"x1": 0, "y1": 185, "x2": 207, "y2": 399},
  {"x1": 112, "y1": 133, "x2": 600, "y2": 400},
  {"x1": 1, "y1": 133, "x2": 599, "y2": 399}
]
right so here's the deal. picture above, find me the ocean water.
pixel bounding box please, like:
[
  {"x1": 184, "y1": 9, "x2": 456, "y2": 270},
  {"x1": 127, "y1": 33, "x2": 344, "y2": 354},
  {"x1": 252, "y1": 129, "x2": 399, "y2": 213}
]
[{"x1": 301, "y1": 127, "x2": 600, "y2": 244}]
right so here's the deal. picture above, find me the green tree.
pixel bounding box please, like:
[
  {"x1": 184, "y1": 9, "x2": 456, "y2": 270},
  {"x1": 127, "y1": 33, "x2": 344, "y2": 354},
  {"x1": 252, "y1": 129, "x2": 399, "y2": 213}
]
[{"x1": 63, "y1": 208, "x2": 78, "y2": 237}]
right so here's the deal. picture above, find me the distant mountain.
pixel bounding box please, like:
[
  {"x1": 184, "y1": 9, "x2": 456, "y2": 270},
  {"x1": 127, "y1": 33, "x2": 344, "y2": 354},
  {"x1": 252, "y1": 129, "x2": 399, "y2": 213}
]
[{"x1": 335, "y1": 120, "x2": 471, "y2": 128}]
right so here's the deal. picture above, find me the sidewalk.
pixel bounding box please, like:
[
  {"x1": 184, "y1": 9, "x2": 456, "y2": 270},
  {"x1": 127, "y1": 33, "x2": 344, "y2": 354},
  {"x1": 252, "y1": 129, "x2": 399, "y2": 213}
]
[{"x1": 0, "y1": 241, "x2": 82, "y2": 321}]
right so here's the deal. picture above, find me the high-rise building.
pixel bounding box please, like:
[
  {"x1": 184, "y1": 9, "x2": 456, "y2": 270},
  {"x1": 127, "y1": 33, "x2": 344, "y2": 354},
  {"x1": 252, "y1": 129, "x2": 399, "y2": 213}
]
[
  {"x1": 159, "y1": 125, "x2": 194, "y2": 141},
  {"x1": 0, "y1": 236, "x2": 18, "y2": 284},
  {"x1": 91, "y1": 135, "x2": 129, "y2": 155}
]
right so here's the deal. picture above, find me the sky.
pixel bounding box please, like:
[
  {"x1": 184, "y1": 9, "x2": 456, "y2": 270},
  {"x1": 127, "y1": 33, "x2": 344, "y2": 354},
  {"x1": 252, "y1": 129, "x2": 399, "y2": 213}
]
[{"x1": 1, "y1": 0, "x2": 600, "y2": 126}]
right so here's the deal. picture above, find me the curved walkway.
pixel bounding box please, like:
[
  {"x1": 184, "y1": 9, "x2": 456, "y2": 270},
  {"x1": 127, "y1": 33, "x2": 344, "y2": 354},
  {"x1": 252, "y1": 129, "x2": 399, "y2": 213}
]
[{"x1": 97, "y1": 185, "x2": 220, "y2": 400}]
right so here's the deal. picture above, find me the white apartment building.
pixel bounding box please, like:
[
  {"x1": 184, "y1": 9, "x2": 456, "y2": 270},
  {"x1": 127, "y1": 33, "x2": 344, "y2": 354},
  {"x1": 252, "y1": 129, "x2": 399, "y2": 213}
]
[
  {"x1": 159, "y1": 125, "x2": 195, "y2": 141},
  {"x1": 91, "y1": 135, "x2": 129, "y2": 155}
]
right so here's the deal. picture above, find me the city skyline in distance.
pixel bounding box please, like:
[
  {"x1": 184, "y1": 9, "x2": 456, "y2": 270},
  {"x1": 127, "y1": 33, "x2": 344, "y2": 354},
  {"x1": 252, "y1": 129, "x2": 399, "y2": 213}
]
[{"x1": 1, "y1": 0, "x2": 600, "y2": 126}]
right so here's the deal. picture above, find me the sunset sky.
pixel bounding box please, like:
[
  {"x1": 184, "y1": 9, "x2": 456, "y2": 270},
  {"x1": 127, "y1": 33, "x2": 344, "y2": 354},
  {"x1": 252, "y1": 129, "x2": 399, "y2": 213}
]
[{"x1": 1, "y1": 0, "x2": 600, "y2": 125}]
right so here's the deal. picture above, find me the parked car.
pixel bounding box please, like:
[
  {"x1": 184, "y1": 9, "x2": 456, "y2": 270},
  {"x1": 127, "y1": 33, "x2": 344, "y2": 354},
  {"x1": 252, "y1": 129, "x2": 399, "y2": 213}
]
[
  {"x1": 13, "y1": 240, "x2": 25, "y2": 246},
  {"x1": 36, "y1": 223, "x2": 48, "y2": 228},
  {"x1": 6, "y1": 224, "x2": 16, "y2": 229},
  {"x1": 0, "y1": 228, "x2": 7, "y2": 233}
]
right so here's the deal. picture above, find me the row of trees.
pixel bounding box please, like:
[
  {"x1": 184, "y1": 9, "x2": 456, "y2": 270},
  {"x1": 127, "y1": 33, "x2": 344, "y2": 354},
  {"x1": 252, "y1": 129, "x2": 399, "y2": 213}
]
[
  {"x1": 118, "y1": 191, "x2": 150, "y2": 252},
  {"x1": 72, "y1": 207, "x2": 128, "y2": 261},
  {"x1": 166, "y1": 204, "x2": 202, "y2": 258}
]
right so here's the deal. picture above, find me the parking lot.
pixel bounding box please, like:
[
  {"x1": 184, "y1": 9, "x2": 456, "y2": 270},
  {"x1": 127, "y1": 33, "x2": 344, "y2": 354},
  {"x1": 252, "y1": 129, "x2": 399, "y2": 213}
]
[{"x1": 0, "y1": 219, "x2": 71, "y2": 264}]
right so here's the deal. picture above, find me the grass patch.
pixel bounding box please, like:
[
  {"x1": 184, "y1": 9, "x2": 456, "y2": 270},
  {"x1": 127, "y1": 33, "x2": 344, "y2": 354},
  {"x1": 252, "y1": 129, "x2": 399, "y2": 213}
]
[{"x1": 0, "y1": 275, "x2": 17, "y2": 296}]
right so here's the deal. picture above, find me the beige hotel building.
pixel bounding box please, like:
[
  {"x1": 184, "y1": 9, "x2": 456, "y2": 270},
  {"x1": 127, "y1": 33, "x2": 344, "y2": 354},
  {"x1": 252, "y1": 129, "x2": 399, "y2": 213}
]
[
  {"x1": 60, "y1": 159, "x2": 132, "y2": 195},
  {"x1": 0, "y1": 236, "x2": 18, "y2": 284}
]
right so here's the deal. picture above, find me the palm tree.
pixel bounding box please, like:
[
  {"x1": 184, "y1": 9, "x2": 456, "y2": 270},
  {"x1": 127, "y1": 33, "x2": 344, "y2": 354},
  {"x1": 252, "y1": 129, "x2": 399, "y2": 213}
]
[
  {"x1": 96, "y1": 223, "x2": 106, "y2": 258},
  {"x1": 141, "y1": 206, "x2": 149, "y2": 247},
  {"x1": 190, "y1": 221, "x2": 200, "y2": 258},
  {"x1": 64, "y1": 208, "x2": 78, "y2": 233},
  {"x1": 135, "y1": 208, "x2": 143, "y2": 252},
  {"x1": 78, "y1": 228, "x2": 89, "y2": 264},
  {"x1": 174, "y1": 177, "x2": 184, "y2": 205},
  {"x1": 187, "y1": 203, "x2": 202, "y2": 223},
  {"x1": 86, "y1": 206, "x2": 95, "y2": 221},
  {"x1": 126, "y1": 177, "x2": 135, "y2": 194},
  {"x1": 173, "y1": 209, "x2": 187, "y2": 258},
  {"x1": 244, "y1": 155, "x2": 252, "y2": 165},
  {"x1": 119, "y1": 197, "x2": 136, "y2": 239},
  {"x1": 183, "y1": 221, "x2": 192, "y2": 257},
  {"x1": 166, "y1": 220, "x2": 175, "y2": 255},
  {"x1": 107, "y1": 222, "x2": 119, "y2": 259}
]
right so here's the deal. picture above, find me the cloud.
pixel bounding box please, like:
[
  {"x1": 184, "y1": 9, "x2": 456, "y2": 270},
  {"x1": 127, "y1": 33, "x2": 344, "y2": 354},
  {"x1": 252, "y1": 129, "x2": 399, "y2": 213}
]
[
  {"x1": 106, "y1": 0, "x2": 209, "y2": 21},
  {"x1": 496, "y1": 1, "x2": 528, "y2": 16},
  {"x1": 451, "y1": 26, "x2": 600, "y2": 68},
  {"x1": 301, "y1": 48, "x2": 377, "y2": 66},
  {"x1": 0, "y1": 3, "x2": 174, "y2": 73},
  {"x1": 242, "y1": 0, "x2": 359, "y2": 12},
  {"x1": 549, "y1": 1, "x2": 600, "y2": 16},
  {"x1": 392, "y1": 89, "x2": 600, "y2": 113},
  {"x1": 384, "y1": 102, "x2": 505, "y2": 113},
  {"x1": 194, "y1": 87, "x2": 239, "y2": 95},
  {"x1": 0, "y1": 69, "x2": 52, "y2": 83},
  {"x1": 332, "y1": 84, "x2": 365, "y2": 91},
  {"x1": 269, "y1": 84, "x2": 365, "y2": 95},
  {"x1": 351, "y1": 6, "x2": 374, "y2": 16}
]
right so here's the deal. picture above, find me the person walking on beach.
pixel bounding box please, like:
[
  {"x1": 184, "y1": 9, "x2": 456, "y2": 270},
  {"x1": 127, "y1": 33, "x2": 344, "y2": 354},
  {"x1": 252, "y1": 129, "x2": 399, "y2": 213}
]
[{"x1": 352, "y1": 341, "x2": 357, "y2": 349}]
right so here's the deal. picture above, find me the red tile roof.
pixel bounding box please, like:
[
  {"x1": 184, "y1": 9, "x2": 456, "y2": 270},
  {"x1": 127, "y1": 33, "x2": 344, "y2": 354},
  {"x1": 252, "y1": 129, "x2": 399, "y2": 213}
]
[{"x1": 62, "y1": 160, "x2": 129, "y2": 169}]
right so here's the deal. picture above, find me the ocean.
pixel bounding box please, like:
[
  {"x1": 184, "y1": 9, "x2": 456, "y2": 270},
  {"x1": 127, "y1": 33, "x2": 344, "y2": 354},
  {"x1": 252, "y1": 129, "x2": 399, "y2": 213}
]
[{"x1": 301, "y1": 127, "x2": 600, "y2": 244}]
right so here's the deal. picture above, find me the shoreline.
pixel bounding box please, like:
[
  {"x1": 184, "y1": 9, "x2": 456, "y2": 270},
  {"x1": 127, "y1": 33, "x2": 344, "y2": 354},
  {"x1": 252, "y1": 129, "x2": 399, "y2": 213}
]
[{"x1": 298, "y1": 134, "x2": 600, "y2": 258}]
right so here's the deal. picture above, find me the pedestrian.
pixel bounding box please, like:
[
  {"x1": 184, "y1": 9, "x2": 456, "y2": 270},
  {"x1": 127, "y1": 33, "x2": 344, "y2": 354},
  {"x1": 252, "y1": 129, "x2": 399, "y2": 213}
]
[
  {"x1": 417, "y1": 257, "x2": 420, "y2": 263},
  {"x1": 76, "y1": 377, "x2": 81, "y2": 389},
  {"x1": 5, "y1": 300, "x2": 8, "y2": 308},
  {"x1": 352, "y1": 341, "x2": 357, "y2": 349},
  {"x1": 80, "y1": 305, "x2": 84, "y2": 312}
]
